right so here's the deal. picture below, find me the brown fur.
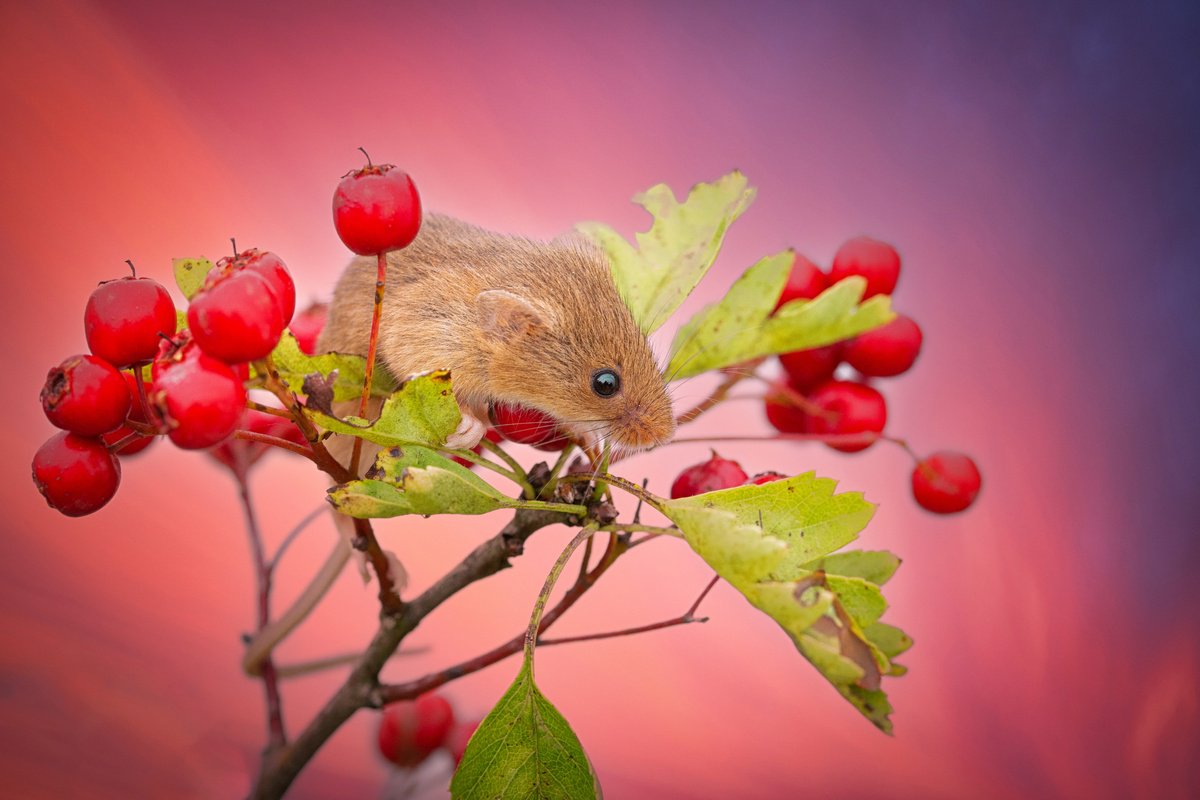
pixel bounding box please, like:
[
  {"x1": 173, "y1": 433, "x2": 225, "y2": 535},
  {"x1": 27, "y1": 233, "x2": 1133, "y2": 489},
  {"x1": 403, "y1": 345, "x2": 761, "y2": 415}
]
[{"x1": 318, "y1": 214, "x2": 675, "y2": 453}]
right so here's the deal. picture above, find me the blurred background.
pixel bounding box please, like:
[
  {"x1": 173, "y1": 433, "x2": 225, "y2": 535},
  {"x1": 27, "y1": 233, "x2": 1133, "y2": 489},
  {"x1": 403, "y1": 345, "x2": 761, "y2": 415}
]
[{"x1": 2, "y1": 1, "x2": 1198, "y2": 797}]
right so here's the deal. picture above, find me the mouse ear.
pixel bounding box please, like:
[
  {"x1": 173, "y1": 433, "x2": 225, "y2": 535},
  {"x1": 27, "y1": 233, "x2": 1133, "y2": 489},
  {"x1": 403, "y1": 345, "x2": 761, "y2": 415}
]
[{"x1": 476, "y1": 290, "x2": 550, "y2": 337}]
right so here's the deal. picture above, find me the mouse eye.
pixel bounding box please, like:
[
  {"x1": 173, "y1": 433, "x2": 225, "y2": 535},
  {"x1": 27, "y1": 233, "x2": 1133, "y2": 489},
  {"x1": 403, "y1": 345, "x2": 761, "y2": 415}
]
[{"x1": 591, "y1": 369, "x2": 621, "y2": 398}]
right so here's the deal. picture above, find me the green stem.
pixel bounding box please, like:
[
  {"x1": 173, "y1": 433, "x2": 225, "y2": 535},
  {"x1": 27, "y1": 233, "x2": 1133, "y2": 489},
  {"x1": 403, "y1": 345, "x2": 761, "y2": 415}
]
[
  {"x1": 525, "y1": 525, "x2": 598, "y2": 663},
  {"x1": 441, "y1": 447, "x2": 525, "y2": 486},
  {"x1": 539, "y1": 445, "x2": 577, "y2": 498},
  {"x1": 479, "y1": 436, "x2": 529, "y2": 483},
  {"x1": 558, "y1": 472, "x2": 667, "y2": 513},
  {"x1": 597, "y1": 523, "x2": 681, "y2": 537},
  {"x1": 505, "y1": 499, "x2": 588, "y2": 517}
]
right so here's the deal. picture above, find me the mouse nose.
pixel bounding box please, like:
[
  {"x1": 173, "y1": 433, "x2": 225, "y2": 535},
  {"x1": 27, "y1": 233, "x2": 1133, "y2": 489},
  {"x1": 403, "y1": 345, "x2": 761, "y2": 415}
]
[{"x1": 617, "y1": 402, "x2": 676, "y2": 451}]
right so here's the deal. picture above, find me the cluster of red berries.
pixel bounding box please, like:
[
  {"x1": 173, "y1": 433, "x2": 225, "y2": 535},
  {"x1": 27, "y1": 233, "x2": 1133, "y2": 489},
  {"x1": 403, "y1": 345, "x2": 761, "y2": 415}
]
[
  {"x1": 671, "y1": 450, "x2": 980, "y2": 515},
  {"x1": 32, "y1": 249, "x2": 296, "y2": 517},
  {"x1": 377, "y1": 692, "x2": 480, "y2": 769},
  {"x1": 755, "y1": 237, "x2": 981, "y2": 514}
]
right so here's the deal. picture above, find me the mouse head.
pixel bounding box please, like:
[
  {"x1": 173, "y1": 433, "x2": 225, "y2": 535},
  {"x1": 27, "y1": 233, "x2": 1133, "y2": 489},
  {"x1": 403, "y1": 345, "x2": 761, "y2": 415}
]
[{"x1": 477, "y1": 286, "x2": 675, "y2": 452}]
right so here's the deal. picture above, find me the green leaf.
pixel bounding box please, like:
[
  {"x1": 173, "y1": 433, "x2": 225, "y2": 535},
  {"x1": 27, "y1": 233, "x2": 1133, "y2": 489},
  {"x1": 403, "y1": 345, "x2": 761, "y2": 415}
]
[
  {"x1": 172, "y1": 257, "x2": 214, "y2": 300},
  {"x1": 270, "y1": 331, "x2": 396, "y2": 403},
  {"x1": 307, "y1": 370, "x2": 458, "y2": 448},
  {"x1": 662, "y1": 474, "x2": 906, "y2": 733},
  {"x1": 806, "y1": 550, "x2": 901, "y2": 585},
  {"x1": 451, "y1": 661, "x2": 599, "y2": 800},
  {"x1": 666, "y1": 253, "x2": 895, "y2": 380},
  {"x1": 577, "y1": 171, "x2": 755, "y2": 334},
  {"x1": 327, "y1": 446, "x2": 512, "y2": 518}
]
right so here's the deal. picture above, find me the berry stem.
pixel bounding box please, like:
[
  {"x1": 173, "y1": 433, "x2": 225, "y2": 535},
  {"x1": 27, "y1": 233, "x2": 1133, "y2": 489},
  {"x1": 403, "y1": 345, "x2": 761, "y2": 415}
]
[
  {"x1": 235, "y1": 476, "x2": 288, "y2": 756},
  {"x1": 348, "y1": 252, "x2": 388, "y2": 476},
  {"x1": 537, "y1": 574, "x2": 718, "y2": 646},
  {"x1": 675, "y1": 366, "x2": 755, "y2": 425},
  {"x1": 124, "y1": 259, "x2": 137, "y2": 278},
  {"x1": 268, "y1": 505, "x2": 327, "y2": 572},
  {"x1": 357, "y1": 146, "x2": 372, "y2": 167},
  {"x1": 234, "y1": 430, "x2": 316, "y2": 461},
  {"x1": 351, "y1": 517, "x2": 404, "y2": 614},
  {"x1": 245, "y1": 400, "x2": 296, "y2": 420}
]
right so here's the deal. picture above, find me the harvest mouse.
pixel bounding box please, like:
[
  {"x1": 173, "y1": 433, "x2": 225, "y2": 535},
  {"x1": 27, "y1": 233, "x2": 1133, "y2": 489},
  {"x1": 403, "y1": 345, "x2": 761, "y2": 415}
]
[{"x1": 318, "y1": 214, "x2": 675, "y2": 468}]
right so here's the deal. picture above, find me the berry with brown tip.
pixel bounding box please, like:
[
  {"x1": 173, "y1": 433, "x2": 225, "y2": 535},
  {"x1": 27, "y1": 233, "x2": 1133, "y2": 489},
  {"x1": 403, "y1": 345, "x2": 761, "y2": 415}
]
[
  {"x1": 40, "y1": 354, "x2": 131, "y2": 436},
  {"x1": 84, "y1": 266, "x2": 177, "y2": 367},
  {"x1": 151, "y1": 340, "x2": 247, "y2": 450},
  {"x1": 912, "y1": 451, "x2": 982, "y2": 514},
  {"x1": 333, "y1": 155, "x2": 422, "y2": 256},
  {"x1": 32, "y1": 432, "x2": 121, "y2": 516}
]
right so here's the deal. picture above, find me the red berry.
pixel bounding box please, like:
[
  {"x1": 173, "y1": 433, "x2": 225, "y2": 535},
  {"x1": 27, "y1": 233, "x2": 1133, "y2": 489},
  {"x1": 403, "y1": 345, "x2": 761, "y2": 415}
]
[
  {"x1": 445, "y1": 720, "x2": 481, "y2": 766},
  {"x1": 377, "y1": 693, "x2": 455, "y2": 768},
  {"x1": 779, "y1": 344, "x2": 842, "y2": 391},
  {"x1": 32, "y1": 432, "x2": 121, "y2": 516},
  {"x1": 236, "y1": 250, "x2": 296, "y2": 325},
  {"x1": 764, "y1": 380, "x2": 808, "y2": 434},
  {"x1": 843, "y1": 314, "x2": 923, "y2": 377},
  {"x1": 289, "y1": 302, "x2": 327, "y2": 355},
  {"x1": 84, "y1": 271, "x2": 177, "y2": 367},
  {"x1": 151, "y1": 342, "x2": 247, "y2": 450},
  {"x1": 804, "y1": 380, "x2": 887, "y2": 453},
  {"x1": 829, "y1": 237, "x2": 901, "y2": 299},
  {"x1": 333, "y1": 159, "x2": 422, "y2": 256},
  {"x1": 912, "y1": 451, "x2": 982, "y2": 514},
  {"x1": 670, "y1": 452, "x2": 748, "y2": 498},
  {"x1": 746, "y1": 471, "x2": 787, "y2": 485},
  {"x1": 209, "y1": 409, "x2": 308, "y2": 478},
  {"x1": 40, "y1": 354, "x2": 132, "y2": 436},
  {"x1": 490, "y1": 402, "x2": 567, "y2": 448},
  {"x1": 774, "y1": 254, "x2": 829, "y2": 311},
  {"x1": 188, "y1": 268, "x2": 285, "y2": 364},
  {"x1": 101, "y1": 373, "x2": 156, "y2": 456}
]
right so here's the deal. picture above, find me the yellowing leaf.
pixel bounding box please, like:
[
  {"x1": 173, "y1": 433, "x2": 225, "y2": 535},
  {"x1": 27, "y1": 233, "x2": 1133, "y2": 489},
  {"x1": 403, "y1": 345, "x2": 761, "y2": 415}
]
[
  {"x1": 327, "y1": 446, "x2": 512, "y2": 518},
  {"x1": 450, "y1": 662, "x2": 600, "y2": 800},
  {"x1": 662, "y1": 474, "x2": 907, "y2": 733},
  {"x1": 578, "y1": 171, "x2": 755, "y2": 334},
  {"x1": 271, "y1": 332, "x2": 395, "y2": 403},
  {"x1": 172, "y1": 257, "x2": 214, "y2": 300},
  {"x1": 308, "y1": 371, "x2": 460, "y2": 449},
  {"x1": 666, "y1": 253, "x2": 895, "y2": 380}
]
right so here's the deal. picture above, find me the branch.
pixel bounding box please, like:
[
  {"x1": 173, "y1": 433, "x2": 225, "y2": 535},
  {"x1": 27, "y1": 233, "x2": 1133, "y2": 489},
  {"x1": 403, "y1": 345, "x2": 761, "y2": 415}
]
[
  {"x1": 250, "y1": 505, "x2": 570, "y2": 800},
  {"x1": 236, "y1": 478, "x2": 287, "y2": 758},
  {"x1": 375, "y1": 530, "x2": 628, "y2": 706},
  {"x1": 537, "y1": 573, "x2": 719, "y2": 646}
]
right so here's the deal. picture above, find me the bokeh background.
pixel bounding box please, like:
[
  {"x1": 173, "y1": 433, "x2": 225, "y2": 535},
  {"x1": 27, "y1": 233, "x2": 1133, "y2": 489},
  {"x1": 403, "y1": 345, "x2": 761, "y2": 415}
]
[{"x1": 3, "y1": 1, "x2": 1198, "y2": 797}]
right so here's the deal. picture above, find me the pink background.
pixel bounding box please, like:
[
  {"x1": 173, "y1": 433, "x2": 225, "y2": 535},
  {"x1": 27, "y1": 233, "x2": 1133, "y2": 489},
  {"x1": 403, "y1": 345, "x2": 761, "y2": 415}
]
[{"x1": 2, "y1": 1, "x2": 1197, "y2": 797}]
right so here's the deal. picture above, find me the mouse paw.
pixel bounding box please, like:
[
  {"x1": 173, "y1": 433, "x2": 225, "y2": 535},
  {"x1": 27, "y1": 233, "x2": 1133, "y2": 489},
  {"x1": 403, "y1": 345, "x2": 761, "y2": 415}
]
[{"x1": 445, "y1": 412, "x2": 487, "y2": 450}]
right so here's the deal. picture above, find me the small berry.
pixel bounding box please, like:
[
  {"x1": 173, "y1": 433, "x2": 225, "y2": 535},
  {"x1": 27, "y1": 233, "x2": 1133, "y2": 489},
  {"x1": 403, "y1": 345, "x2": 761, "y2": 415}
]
[
  {"x1": 84, "y1": 267, "x2": 177, "y2": 367},
  {"x1": 188, "y1": 268, "x2": 285, "y2": 364},
  {"x1": 490, "y1": 402, "x2": 568, "y2": 448},
  {"x1": 377, "y1": 693, "x2": 455, "y2": 768},
  {"x1": 208, "y1": 409, "x2": 308, "y2": 478},
  {"x1": 746, "y1": 471, "x2": 787, "y2": 485},
  {"x1": 32, "y1": 432, "x2": 121, "y2": 516},
  {"x1": 779, "y1": 344, "x2": 842, "y2": 391},
  {"x1": 670, "y1": 452, "x2": 748, "y2": 498},
  {"x1": 333, "y1": 156, "x2": 422, "y2": 256},
  {"x1": 40, "y1": 354, "x2": 131, "y2": 436},
  {"x1": 804, "y1": 380, "x2": 887, "y2": 453},
  {"x1": 829, "y1": 237, "x2": 901, "y2": 299},
  {"x1": 764, "y1": 379, "x2": 808, "y2": 434},
  {"x1": 101, "y1": 373, "x2": 156, "y2": 456},
  {"x1": 843, "y1": 314, "x2": 923, "y2": 377},
  {"x1": 774, "y1": 254, "x2": 829, "y2": 311},
  {"x1": 912, "y1": 451, "x2": 982, "y2": 514},
  {"x1": 289, "y1": 302, "x2": 328, "y2": 355},
  {"x1": 445, "y1": 720, "x2": 481, "y2": 766},
  {"x1": 151, "y1": 341, "x2": 247, "y2": 450}
]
